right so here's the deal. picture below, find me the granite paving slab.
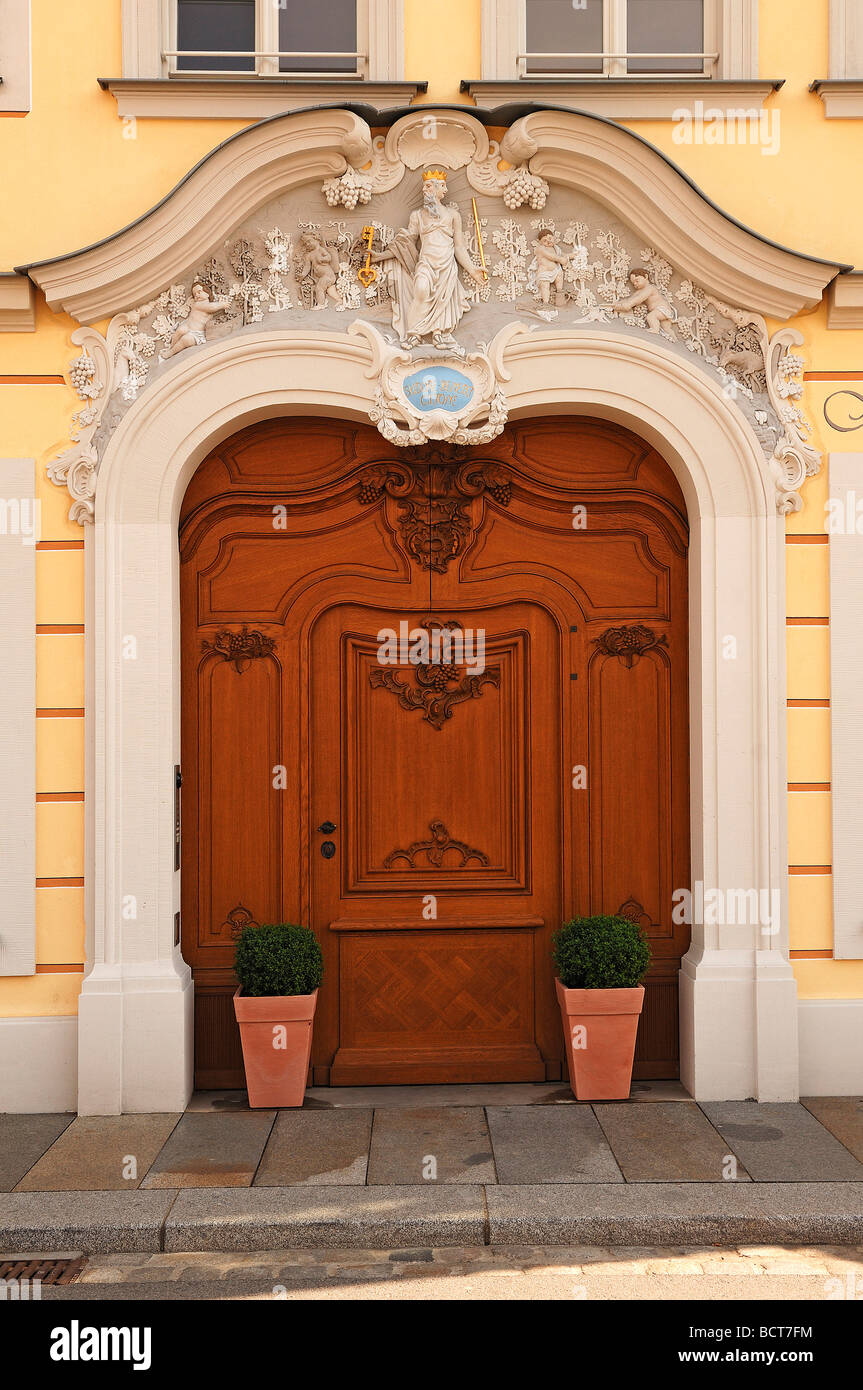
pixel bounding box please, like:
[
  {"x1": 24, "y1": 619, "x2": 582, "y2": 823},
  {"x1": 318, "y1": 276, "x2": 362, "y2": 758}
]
[
  {"x1": 141, "y1": 1111, "x2": 276, "y2": 1188},
  {"x1": 701, "y1": 1101, "x2": 863, "y2": 1181},
  {"x1": 164, "y1": 1185, "x2": 487, "y2": 1251},
  {"x1": 367, "y1": 1107, "x2": 495, "y2": 1184},
  {"x1": 486, "y1": 1104, "x2": 623, "y2": 1183},
  {"x1": 303, "y1": 1083, "x2": 579, "y2": 1109},
  {"x1": 193, "y1": 1081, "x2": 692, "y2": 1111},
  {"x1": 0, "y1": 1191, "x2": 177, "y2": 1254},
  {"x1": 15, "y1": 1114, "x2": 182, "y2": 1191},
  {"x1": 255, "y1": 1109, "x2": 372, "y2": 1186},
  {"x1": 186, "y1": 1091, "x2": 251, "y2": 1113},
  {"x1": 626, "y1": 1080, "x2": 692, "y2": 1102},
  {"x1": 801, "y1": 1097, "x2": 863, "y2": 1163},
  {"x1": 593, "y1": 1102, "x2": 751, "y2": 1182},
  {"x1": 485, "y1": 1182, "x2": 863, "y2": 1246},
  {"x1": 0, "y1": 1113, "x2": 74, "y2": 1191}
]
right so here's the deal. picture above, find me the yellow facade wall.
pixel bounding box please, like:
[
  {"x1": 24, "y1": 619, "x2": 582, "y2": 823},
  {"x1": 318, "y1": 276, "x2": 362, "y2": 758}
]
[{"x1": 1, "y1": 0, "x2": 861, "y2": 1021}]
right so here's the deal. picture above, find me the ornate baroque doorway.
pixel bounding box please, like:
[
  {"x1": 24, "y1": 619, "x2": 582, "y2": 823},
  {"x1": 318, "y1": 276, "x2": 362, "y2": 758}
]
[{"x1": 179, "y1": 416, "x2": 690, "y2": 1088}]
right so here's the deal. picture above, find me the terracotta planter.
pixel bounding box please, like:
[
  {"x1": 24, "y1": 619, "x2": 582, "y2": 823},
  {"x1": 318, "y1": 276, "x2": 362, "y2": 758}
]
[
  {"x1": 233, "y1": 988, "x2": 317, "y2": 1108},
  {"x1": 555, "y1": 977, "x2": 644, "y2": 1100}
]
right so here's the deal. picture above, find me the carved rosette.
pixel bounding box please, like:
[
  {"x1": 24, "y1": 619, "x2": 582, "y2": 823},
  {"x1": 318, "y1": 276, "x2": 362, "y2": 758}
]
[
  {"x1": 214, "y1": 903, "x2": 259, "y2": 941},
  {"x1": 617, "y1": 898, "x2": 655, "y2": 931},
  {"x1": 202, "y1": 626, "x2": 276, "y2": 673},
  {"x1": 383, "y1": 820, "x2": 489, "y2": 869},
  {"x1": 593, "y1": 625, "x2": 668, "y2": 668}
]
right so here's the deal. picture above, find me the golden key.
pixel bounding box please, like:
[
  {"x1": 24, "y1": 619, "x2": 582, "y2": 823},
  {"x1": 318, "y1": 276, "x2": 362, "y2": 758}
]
[{"x1": 358, "y1": 225, "x2": 378, "y2": 288}]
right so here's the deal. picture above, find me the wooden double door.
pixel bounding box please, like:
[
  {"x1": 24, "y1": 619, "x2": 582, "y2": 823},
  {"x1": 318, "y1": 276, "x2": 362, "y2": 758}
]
[{"x1": 180, "y1": 417, "x2": 690, "y2": 1088}]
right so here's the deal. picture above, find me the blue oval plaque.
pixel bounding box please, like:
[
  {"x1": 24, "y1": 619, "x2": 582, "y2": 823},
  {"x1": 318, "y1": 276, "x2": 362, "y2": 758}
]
[{"x1": 403, "y1": 367, "x2": 475, "y2": 413}]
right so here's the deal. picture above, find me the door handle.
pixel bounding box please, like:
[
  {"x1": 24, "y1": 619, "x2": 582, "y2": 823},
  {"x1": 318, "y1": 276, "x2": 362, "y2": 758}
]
[{"x1": 318, "y1": 821, "x2": 337, "y2": 834}]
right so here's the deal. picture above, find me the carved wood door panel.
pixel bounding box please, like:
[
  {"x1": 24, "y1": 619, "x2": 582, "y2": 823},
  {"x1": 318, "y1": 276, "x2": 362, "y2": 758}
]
[
  {"x1": 180, "y1": 416, "x2": 689, "y2": 1088},
  {"x1": 310, "y1": 600, "x2": 560, "y2": 1084}
]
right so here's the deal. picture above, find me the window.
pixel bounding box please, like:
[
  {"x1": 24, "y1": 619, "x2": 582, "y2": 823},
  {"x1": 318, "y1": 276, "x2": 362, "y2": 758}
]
[
  {"x1": 523, "y1": 0, "x2": 714, "y2": 78},
  {"x1": 170, "y1": 0, "x2": 364, "y2": 77},
  {"x1": 176, "y1": 1, "x2": 256, "y2": 73},
  {"x1": 115, "y1": 1, "x2": 414, "y2": 117},
  {"x1": 278, "y1": 0, "x2": 357, "y2": 74},
  {"x1": 627, "y1": 0, "x2": 706, "y2": 74}
]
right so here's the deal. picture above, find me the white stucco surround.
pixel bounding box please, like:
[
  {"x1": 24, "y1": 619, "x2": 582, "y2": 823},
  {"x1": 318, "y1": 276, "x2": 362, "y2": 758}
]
[{"x1": 77, "y1": 324, "x2": 796, "y2": 1113}]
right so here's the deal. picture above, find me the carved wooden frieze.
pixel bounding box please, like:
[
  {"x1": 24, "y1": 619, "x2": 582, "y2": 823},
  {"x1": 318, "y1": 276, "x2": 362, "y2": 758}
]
[
  {"x1": 370, "y1": 616, "x2": 501, "y2": 728},
  {"x1": 371, "y1": 659, "x2": 500, "y2": 731},
  {"x1": 383, "y1": 820, "x2": 489, "y2": 869},
  {"x1": 593, "y1": 625, "x2": 668, "y2": 669},
  {"x1": 358, "y1": 452, "x2": 511, "y2": 573},
  {"x1": 202, "y1": 626, "x2": 276, "y2": 673}
]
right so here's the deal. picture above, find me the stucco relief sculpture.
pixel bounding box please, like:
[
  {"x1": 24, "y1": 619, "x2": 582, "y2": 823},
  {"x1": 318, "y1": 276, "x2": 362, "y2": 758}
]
[
  {"x1": 50, "y1": 107, "x2": 822, "y2": 521},
  {"x1": 529, "y1": 228, "x2": 573, "y2": 310},
  {"x1": 371, "y1": 170, "x2": 486, "y2": 352},
  {"x1": 159, "y1": 283, "x2": 231, "y2": 360},
  {"x1": 611, "y1": 269, "x2": 677, "y2": 340},
  {"x1": 296, "y1": 232, "x2": 342, "y2": 309},
  {"x1": 350, "y1": 320, "x2": 518, "y2": 448}
]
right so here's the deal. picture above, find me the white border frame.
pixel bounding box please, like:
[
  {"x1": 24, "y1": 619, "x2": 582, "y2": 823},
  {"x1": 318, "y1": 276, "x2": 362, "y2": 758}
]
[
  {"x1": 829, "y1": 452, "x2": 863, "y2": 960},
  {"x1": 76, "y1": 325, "x2": 798, "y2": 1112},
  {"x1": 0, "y1": 460, "x2": 36, "y2": 977}
]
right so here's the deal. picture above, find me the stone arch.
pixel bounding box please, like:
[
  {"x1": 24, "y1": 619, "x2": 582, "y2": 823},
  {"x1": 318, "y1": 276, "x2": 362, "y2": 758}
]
[{"x1": 77, "y1": 327, "x2": 795, "y2": 1112}]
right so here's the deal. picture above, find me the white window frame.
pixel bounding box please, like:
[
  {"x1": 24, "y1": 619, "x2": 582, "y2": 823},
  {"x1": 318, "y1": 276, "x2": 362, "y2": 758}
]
[
  {"x1": 482, "y1": 0, "x2": 759, "y2": 82},
  {"x1": 122, "y1": 0, "x2": 402, "y2": 81},
  {"x1": 0, "y1": 0, "x2": 32, "y2": 112},
  {"x1": 829, "y1": 0, "x2": 863, "y2": 78}
]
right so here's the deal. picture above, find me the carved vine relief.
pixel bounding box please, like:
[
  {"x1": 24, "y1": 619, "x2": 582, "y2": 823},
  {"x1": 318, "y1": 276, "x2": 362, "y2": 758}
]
[
  {"x1": 357, "y1": 451, "x2": 512, "y2": 573},
  {"x1": 201, "y1": 627, "x2": 276, "y2": 673},
  {"x1": 593, "y1": 625, "x2": 669, "y2": 669},
  {"x1": 369, "y1": 616, "x2": 501, "y2": 730}
]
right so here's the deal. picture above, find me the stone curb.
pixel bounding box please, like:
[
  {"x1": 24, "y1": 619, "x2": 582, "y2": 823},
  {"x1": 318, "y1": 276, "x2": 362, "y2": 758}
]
[
  {"x1": 164, "y1": 1185, "x2": 488, "y2": 1251},
  {"x1": 486, "y1": 1183, "x2": 863, "y2": 1246},
  {"x1": 0, "y1": 1191, "x2": 177, "y2": 1254},
  {"x1": 2, "y1": 1183, "x2": 862, "y2": 1254}
]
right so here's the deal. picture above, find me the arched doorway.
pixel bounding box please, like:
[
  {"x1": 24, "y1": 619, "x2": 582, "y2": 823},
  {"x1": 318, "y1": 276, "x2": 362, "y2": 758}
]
[{"x1": 179, "y1": 415, "x2": 690, "y2": 1089}]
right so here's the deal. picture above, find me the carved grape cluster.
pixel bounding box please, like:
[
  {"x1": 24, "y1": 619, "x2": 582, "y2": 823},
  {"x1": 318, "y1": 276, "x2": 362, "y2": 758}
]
[
  {"x1": 323, "y1": 167, "x2": 373, "y2": 211},
  {"x1": 502, "y1": 164, "x2": 549, "y2": 211},
  {"x1": 425, "y1": 663, "x2": 460, "y2": 690},
  {"x1": 68, "y1": 352, "x2": 100, "y2": 399}
]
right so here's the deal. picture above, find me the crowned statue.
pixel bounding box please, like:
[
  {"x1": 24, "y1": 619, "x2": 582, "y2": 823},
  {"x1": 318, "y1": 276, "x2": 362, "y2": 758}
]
[{"x1": 371, "y1": 169, "x2": 486, "y2": 352}]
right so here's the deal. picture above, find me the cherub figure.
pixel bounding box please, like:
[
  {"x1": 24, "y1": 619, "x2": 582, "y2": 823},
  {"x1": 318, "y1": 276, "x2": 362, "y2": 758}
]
[
  {"x1": 530, "y1": 228, "x2": 572, "y2": 307},
  {"x1": 296, "y1": 232, "x2": 341, "y2": 309},
  {"x1": 612, "y1": 269, "x2": 677, "y2": 338},
  {"x1": 159, "y1": 283, "x2": 231, "y2": 360}
]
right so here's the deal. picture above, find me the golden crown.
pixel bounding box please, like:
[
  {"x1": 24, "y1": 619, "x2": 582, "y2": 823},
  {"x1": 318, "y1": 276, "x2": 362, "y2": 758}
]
[{"x1": 422, "y1": 169, "x2": 448, "y2": 181}]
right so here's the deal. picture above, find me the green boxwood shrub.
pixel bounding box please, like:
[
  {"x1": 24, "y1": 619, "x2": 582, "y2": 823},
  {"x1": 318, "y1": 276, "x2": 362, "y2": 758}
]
[
  {"x1": 234, "y1": 922, "x2": 323, "y2": 997},
  {"x1": 552, "y1": 914, "x2": 651, "y2": 989}
]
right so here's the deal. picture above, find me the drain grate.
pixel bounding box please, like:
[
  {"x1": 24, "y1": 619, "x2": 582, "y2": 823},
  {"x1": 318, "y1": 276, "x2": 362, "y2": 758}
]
[{"x1": 0, "y1": 1256, "x2": 87, "y2": 1285}]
